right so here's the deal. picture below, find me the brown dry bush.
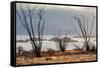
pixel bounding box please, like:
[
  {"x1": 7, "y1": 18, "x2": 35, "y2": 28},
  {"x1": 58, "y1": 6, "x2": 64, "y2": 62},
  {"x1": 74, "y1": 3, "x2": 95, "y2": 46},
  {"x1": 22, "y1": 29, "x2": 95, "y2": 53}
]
[{"x1": 46, "y1": 48, "x2": 55, "y2": 56}]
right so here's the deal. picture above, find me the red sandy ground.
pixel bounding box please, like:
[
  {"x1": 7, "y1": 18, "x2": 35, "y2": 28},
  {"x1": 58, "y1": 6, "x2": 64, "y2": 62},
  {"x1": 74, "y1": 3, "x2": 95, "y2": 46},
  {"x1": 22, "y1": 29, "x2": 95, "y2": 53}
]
[{"x1": 16, "y1": 50, "x2": 96, "y2": 65}]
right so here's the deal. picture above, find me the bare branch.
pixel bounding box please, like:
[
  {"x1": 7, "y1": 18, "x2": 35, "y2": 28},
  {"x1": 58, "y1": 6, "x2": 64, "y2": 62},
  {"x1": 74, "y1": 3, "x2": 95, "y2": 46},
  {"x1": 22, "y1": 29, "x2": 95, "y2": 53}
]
[
  {"x1": 72, "y1": 15, "x2": 96, "y2": 52},
  {"x1": 17, "y1": 5, "x2": 45, "y2": 57}
]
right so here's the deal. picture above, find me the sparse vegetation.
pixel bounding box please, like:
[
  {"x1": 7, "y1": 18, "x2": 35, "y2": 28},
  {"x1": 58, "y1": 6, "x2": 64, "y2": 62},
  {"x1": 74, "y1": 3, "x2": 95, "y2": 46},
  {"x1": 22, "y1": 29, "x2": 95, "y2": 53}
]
[
  {"x1": 16, "y1": 4, "x2": 96, "y2": 65},
  {"x1": 17, "y1": 6, "x2": 45, "y2": 57},
  {"x1": 16, "y1": 46, "x2": 24, "y2": 56},
  {"x1": 47, "y1": 48, "x2": 55, "y2": 56},
  {"x1": 71, "y1": 15, "x2": 96, "y2": 52},
  {"x1": 54, "y1": 31, "x2": 72, "y2": 52}
]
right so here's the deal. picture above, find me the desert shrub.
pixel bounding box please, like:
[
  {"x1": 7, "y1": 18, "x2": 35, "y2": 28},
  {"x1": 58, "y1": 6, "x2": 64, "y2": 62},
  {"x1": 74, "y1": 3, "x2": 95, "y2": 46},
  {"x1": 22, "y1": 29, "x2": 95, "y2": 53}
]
[
  {"x1": 89, "y1": 45, "x2": 96, "y2": 53},
  {"x1": 16, "y1": 46, "x2": 24, "y2": 56},
  {"x1": 45, "y1": 57, "x2": 53, "y2": 61},
  {"x1": 22, "y1": 51, "x2": 30, "y2": 58},
  {"x1": 73, "y1": 43, "x2": 82, "y2": 51},
  {"x1": 47, "y1": 48, "x2": 55, "y2": 56}
]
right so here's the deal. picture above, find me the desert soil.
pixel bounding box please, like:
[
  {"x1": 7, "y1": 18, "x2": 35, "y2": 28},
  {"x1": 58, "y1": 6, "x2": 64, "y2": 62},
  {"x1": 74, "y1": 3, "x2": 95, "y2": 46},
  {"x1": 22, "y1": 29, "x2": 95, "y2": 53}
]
[{"x1": 16, "y1": 51, "x2": 96, "y2": 65}]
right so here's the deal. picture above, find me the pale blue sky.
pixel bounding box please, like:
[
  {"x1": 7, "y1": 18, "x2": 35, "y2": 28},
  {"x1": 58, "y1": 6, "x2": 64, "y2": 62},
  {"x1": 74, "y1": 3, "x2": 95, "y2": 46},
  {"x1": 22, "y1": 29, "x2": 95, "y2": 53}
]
[{"x1": 16, "y1": 3, "x2": 96, "y2": 36}]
